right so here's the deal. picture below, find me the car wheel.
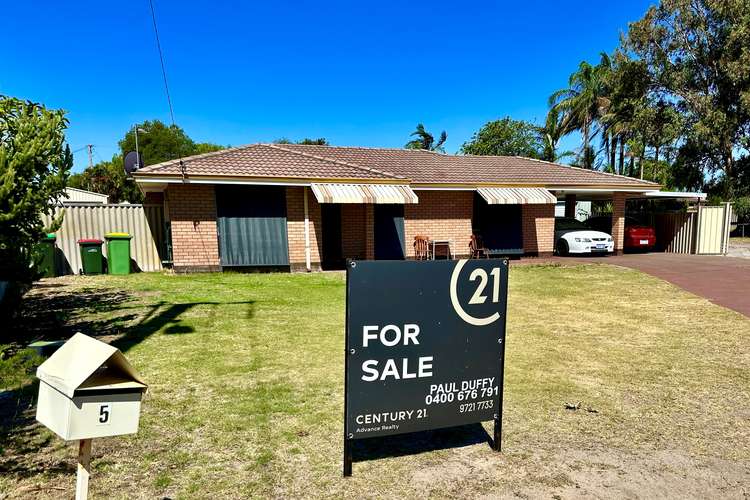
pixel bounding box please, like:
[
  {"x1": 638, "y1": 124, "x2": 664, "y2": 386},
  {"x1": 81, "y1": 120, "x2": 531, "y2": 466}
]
[{"x1": 557, "y1": 239, "x2": 569, "y2": 256}]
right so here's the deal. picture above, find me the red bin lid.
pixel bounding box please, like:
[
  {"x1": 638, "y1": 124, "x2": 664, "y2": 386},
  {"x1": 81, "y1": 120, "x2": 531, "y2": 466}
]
[{"x1": 77, "y1": 238, "x2": 103, "y2": 244}]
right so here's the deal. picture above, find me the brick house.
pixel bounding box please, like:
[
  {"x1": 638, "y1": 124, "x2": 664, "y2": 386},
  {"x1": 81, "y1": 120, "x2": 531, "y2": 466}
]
[{"x1": 134, "y1": 144, "x2": 660, "y2": 272}]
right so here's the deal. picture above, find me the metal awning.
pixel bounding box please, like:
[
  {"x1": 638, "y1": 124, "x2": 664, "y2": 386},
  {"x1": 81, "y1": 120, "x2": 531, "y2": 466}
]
[
  {"x1": 477, "y1": 187, "x2": 557, "y2": 204},
  {"x1": 310, "y1": 183, "x2": 419, "y2": 204},
  {"x1": 641, "y1": 190, "x2": 707, "y2": 201}
]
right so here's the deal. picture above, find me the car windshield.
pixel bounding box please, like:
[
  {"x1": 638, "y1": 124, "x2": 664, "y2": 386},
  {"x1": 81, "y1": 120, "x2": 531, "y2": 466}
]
[{"x1": 555, "y1": 218, "x2": 588, "y2": 231}]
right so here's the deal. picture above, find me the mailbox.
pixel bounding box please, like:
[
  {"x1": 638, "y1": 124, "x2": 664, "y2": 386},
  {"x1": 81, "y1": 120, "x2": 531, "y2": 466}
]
[{"x1": 36, "y1": 333, "x2": 147, "y2": 441}]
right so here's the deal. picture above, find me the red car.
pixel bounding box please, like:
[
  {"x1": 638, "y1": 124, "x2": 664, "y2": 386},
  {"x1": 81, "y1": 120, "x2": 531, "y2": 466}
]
[{"x1": 586, "y1": 216, "x2": 656, "y2": 251}]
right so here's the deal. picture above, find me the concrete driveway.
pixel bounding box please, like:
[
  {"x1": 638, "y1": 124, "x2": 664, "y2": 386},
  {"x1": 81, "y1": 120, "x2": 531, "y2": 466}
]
[{"x1": 557, "y1": 253, "x2": 750, "y2": 317}]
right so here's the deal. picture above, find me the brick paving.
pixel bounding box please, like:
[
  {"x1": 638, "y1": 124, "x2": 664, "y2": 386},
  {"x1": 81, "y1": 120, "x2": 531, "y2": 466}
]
[{"x1": 522, "y1": 253, "x2": 750, "y2": 318}]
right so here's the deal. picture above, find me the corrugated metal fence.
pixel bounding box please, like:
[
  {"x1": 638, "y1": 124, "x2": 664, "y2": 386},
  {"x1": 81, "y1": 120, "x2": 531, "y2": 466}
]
[
  {"x1": 42, "y1": 204, "x2": 165, "y2": 274},
  {"x1": 653, "y1": 203, "x2": 732, "y2": 255}
]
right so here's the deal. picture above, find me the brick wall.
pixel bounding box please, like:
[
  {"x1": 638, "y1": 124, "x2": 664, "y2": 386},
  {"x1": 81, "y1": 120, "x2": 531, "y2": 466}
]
[
  {"x1": 167, "y1": 184, "x2": 221, "y2": 272},
  {"x1": 404, "y1": 191, "x2": 474, "y2": 258},
  {"x1": 365, "y1": 205, "x2": 375, "y2": 260},
  {"x1": 612, "y1": 192, "x2": 626, "y2": 254},
  {"x1": 341, "y1": 204, "x2": 366, "y2": 260},
  {"x1": 522, "y1": 204, "x2": 555, "y2": 257},
  {"x1": 286, "y1": 187, "x2": 322, "y2": 271}
]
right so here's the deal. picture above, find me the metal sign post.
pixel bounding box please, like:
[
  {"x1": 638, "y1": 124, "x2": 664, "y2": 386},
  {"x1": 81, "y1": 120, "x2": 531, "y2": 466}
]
[{"x1": 343, "y1": 259, "x2": 508, "y2": 476}]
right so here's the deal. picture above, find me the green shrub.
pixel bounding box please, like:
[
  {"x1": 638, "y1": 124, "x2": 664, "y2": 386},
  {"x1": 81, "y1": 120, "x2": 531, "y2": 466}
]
[{"x1": 733, "y1": 197, "x2": 750, "y2": 222}]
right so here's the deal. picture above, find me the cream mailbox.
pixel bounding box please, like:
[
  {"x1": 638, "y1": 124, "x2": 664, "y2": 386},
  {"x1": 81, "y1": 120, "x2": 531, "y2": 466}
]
[{"x1": 36, "y1": 333, "x2": 147, "y2": 441}]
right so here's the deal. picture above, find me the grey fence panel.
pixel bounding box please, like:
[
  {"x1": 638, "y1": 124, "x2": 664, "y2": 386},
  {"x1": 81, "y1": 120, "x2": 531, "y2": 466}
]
[
  {"x1": 42, "y1": 204, "x2": 164, "y2": 274},
  {"x1": 697, "y1": 204, "x2": 732, "y2": 255},
  {"x1": 654, "y1": 203, "x2": 732, "y2": 255},
  {"x1": 655, "y1": 212, "x2": 695, "y2": 254}
]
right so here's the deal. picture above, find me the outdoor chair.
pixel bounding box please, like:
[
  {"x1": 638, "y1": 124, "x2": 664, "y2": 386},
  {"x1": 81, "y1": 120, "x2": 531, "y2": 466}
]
[
  {"x1": 469, "y1": 234, "x2": 489, "y2": 259},
  {"x1": 414, "y1": 235, "x2": 432, "y2": 260}
]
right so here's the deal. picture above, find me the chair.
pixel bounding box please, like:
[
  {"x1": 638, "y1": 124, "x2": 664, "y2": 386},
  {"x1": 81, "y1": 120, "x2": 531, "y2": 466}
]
[
  {"x1": 469, "y1": 234, "x2": 489, "y2": 259},
  {"x1": 414, "y1": 235, "x2": 432, "y2": 260}
]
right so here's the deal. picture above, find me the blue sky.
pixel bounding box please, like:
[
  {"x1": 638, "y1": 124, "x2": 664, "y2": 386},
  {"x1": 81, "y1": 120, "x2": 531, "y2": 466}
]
[{"x1": 4, "y1": 1, "x2": 654, "y2": 172}]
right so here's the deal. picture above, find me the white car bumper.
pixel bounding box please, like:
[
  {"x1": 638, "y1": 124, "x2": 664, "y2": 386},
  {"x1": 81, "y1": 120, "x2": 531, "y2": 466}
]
[{"x1": 568, "y1": 240, "x2": 614, "y2": 254}]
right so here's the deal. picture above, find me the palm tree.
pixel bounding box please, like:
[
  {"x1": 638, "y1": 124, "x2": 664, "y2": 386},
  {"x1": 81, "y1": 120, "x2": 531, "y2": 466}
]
[
  {"x1": 548, "y1": 53, "x2": 612, "y2": 168},
  {"x1": 405, "y1": 123, "x2": 447, "y2": 152},
  {"x1": 540, "y1": 107, "x2": 576, "y2": 162}
]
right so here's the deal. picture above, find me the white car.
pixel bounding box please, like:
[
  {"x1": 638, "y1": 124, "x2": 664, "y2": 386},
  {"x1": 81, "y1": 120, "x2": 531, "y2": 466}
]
[{"x1": 554, "y1": 217, "x2": 614, "y2": 255}]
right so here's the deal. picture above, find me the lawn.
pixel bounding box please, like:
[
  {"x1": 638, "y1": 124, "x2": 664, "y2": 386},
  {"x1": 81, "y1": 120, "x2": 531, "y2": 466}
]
[{"x1": 2, "y1": 264, "x2": 749, "y2": 498}]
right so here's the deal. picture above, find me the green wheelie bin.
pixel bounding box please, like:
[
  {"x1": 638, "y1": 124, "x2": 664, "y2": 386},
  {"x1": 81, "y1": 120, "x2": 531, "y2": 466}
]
[
  {"x1": 105, "y1": 232, "x2": 132, "y2": 275},
  {"x1": 78, "y1": 238, "x2": 104, "y2": 275},
  {"x1": 37, "y1": 233, "x2": 57, "y2": 278}
]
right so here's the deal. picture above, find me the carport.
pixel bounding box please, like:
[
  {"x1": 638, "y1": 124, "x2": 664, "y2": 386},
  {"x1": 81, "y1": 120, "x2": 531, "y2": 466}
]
[{"x1": 552, "y1": 189, "x2": 730, "y2": 256}]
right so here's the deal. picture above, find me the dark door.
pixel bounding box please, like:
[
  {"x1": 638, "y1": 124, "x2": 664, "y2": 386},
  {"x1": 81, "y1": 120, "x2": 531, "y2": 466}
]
[
  {"x1": 321, "y1": 204, "x2": 344, "y2": 269},
  {"x1": 216, "y1": 185, "x2": 289, "y2": 266},
  {"x1": 473, "y1": 194, "x2": 523, "y2": 254},
  {"x1": 374, "y1": 204, "x2": 405, "y2": 260}
]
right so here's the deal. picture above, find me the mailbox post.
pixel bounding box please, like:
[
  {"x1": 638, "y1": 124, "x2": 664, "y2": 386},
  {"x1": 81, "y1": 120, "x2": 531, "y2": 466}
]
[{"x1": 36, "y1": 333, "x2": 147, "y2": 499}]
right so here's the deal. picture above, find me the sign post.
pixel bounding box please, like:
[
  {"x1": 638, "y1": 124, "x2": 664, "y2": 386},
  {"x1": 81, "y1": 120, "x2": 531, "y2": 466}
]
[{"x1": 343, "y1": 259, "x2": 508, "y2": 476}]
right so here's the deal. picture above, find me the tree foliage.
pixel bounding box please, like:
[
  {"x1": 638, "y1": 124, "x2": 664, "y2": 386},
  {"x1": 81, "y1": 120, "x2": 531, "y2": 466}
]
[
  {"x1": 460, "y1": 117, "x2": 543, "y2": 158},
  {"x1": 405, "y1": 124, "x2": 447, "y2": 152},
  {"x1": 0, "y1": 96, "x2": 71, "y2": 284},
  {"x1": 625, "y1": 0, "x2": 750, "y2": 197},
  {"x1": 68, "y1": 155, "x2": 142, "y2": 204},
  {"x1": 119, "y1": 120, "x2": 196, "y2": 166},
  {"x1": 546, "y1": 0, "x2": 750, "y2": 198},
  {"x1": 70, "y1": 120, "x2": 226, "y2": 203}
]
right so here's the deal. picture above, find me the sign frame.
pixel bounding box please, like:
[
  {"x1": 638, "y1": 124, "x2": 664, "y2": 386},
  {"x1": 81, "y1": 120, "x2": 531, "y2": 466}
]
[{"x1": 342, "y1": 258, "x2": 509, "y2": 476}]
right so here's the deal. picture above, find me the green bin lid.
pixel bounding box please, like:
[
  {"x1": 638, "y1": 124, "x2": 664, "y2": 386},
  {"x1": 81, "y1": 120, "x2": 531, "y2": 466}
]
[
  {"x1": 44, "y1": 233, "x2": 56, "y2": 240},
  {"x1": 105, "y1": 232, "x2": 132, "y2": 239}
]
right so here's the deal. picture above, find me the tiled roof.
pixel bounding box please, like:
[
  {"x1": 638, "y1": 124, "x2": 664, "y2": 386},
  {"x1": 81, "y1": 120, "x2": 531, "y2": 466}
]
[
  {"x1": 136, "y1": 143, "x2": 659, "y2": 188},
  {"x1": 135, "y1": 143, "x2": 402, "y2": 180}
]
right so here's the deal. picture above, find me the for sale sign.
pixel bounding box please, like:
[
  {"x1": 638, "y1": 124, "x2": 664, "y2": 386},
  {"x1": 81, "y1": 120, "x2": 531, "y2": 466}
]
[{"x1": 343, "y1": 259, "x2": 508, "y2": 474}]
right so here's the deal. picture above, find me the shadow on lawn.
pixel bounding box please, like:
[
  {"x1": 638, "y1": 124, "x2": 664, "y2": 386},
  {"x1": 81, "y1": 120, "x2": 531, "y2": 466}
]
[
  {"x1": 9, "y1": 283, "x2": 255, "y2": 353},
  {"x1": 1, "y1": 283, "x2": 255, "y2": 484},
  {"x1": 352, "y1": 423, "x2": 492, "y2": 463},
  {"x1": 112, "y1": 299, "x2": 254, "y2": 353}
]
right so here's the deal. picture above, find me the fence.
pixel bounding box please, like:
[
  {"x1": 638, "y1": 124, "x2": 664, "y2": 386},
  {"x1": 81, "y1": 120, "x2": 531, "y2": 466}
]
[
  {"x1": 42, "y1": 204, "x2": 165, "y2": 274},
  {"x1": 653, "y1": 203, "x2": 732, "y2": 255}
]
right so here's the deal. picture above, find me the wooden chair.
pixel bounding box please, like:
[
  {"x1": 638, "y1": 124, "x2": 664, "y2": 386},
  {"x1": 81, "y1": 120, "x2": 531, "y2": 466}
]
[
  {"x1": 414, "y1": 235, "x2": 432, "y2": 260},
  {"x1": 469, "y1": 234, "x2": 489, "y2": 259}
]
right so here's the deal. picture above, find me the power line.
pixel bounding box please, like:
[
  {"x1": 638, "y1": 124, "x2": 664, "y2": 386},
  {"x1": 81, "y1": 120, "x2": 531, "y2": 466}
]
[
  {"x1": 147, "y1": 0, "x2": 186, "y2": 180},
  {"x1": 148, "y1": 0, "x2": 176, "y2": 128}
]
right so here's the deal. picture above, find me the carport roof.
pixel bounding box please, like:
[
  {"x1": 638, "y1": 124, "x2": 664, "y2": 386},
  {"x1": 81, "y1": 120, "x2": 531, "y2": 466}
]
[{"x1": 135, "y1": 143, "x2": 660, "y2": 189}]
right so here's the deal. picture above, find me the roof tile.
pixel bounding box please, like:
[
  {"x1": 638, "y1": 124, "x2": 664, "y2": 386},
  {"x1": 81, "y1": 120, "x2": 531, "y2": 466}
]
[{"x1": 135, "y1": 143, "x2": 659, "y2": 188}]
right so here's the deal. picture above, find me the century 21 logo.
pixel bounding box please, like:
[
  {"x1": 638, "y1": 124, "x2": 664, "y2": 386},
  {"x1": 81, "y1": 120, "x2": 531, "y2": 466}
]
[{"x1": 449, "y1": 260, "x2": 503, "y2": 326}]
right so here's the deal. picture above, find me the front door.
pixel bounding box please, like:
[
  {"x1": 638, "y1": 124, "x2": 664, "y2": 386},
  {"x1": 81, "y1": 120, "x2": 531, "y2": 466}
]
[
  {"x1": 374, "y1": 204, "x2": 405, "y2": 260},
  {"x1": 321, "y1": 204, "x2": 344, "y2": 269}
]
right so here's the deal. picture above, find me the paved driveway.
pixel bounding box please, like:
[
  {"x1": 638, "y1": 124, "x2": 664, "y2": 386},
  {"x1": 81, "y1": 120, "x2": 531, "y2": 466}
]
[{"x1": 558, "y1": 253, "x2": 750, "y2": 317}]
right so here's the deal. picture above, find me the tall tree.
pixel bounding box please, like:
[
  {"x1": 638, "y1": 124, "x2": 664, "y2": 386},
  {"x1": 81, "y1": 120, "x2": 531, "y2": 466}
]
[
  {"x1": 625, "y1": 0, "x2": 750, "y2": 196},
  {"x1": 118, "y1": 120, "x2": 196, "y2": 166},
  {"x1": 0, "y1": 96, "x2": 71, "y2": 287},
  {"x1": 71, "y1": 120, "x2": 225, "y2": 202},
  {"x1": 549, "y1": 54, "x2": 613, "y2": 168},
  {"x1": 405, "y1": 124, "x2": 447, "y2": 152},
  {"x1": 540, "y1": 107, "x2": 575, "y2": 162},
  {"x1": 461, "y1": 117, "x2": 544, "y2": 158},
  {"x1": 68, "y1": 155, "x2": 142, "y2": 203}
]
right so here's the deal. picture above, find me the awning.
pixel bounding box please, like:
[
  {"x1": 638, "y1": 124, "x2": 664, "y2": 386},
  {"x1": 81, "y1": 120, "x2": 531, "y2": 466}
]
[
  {"x1": 311, "y1": 183, "x2": 419, "y2": 204},
  {"x1": 477, "y1": 187, "x2": 557, "y2": 204},
  {"x1": 641, "y1": 190, "x2": 707, "y2": 201}
]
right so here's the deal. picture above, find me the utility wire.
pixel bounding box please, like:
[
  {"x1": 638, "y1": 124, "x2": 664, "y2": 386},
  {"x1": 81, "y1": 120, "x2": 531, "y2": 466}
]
[
  {"x1": 147, "y1": 0, "x2": 185, "y2": 179},
  {"x1": 148, "y1": 0, "x2": 176, "y2": 128}
]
